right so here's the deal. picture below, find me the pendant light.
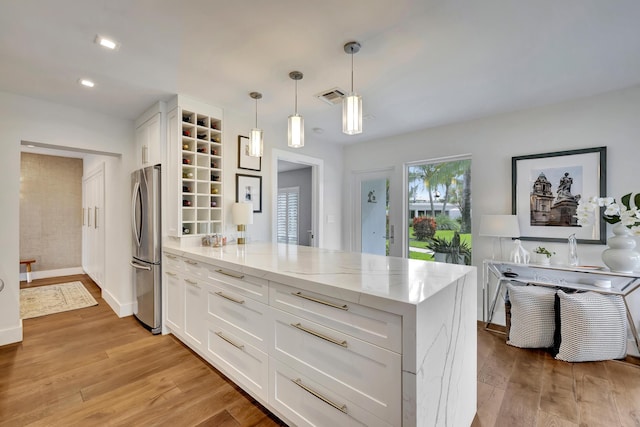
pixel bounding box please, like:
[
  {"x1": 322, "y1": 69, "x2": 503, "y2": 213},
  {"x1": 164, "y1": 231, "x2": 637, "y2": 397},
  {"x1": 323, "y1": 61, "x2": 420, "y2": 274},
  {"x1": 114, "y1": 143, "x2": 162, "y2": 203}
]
[
  {"x1": 249, "y1": 92, "x2": 263, "y2": 157},
  {"x1": 288, "y1": 71, "x2": 304, "y2": 148},
  {"x1": 343, "y1": 41, "x2": 362, "y2": 135}
]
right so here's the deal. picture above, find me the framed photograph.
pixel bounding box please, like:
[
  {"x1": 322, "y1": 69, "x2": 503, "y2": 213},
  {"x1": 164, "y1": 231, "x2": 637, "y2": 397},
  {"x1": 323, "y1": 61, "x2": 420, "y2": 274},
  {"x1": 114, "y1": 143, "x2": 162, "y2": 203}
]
[
  {"x1": 512, "y1": 147, "x2": 606, "y2": 244},
  {"x1": 238, "y1": 135, "x2": 261, "y2": 171},
  {"x1": 236, "y1": 173, "x2": 262, "y2": 213}
]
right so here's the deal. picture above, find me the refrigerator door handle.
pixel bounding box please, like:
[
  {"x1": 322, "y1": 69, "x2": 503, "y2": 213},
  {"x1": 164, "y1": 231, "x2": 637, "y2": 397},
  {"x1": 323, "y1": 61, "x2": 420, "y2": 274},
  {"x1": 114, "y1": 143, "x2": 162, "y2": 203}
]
[
  {"x1": 130, "y1": 261, "x2": 152, "y2": 271},
  {"x1": 131, "y1": 180, "x2": 142, "y2": 247}
]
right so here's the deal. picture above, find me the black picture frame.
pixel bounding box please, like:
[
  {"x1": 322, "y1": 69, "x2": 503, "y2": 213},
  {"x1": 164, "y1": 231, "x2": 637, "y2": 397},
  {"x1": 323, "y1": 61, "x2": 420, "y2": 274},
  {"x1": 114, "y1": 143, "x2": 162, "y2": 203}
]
[
  {"x1": 512, "y1": 146, "x2": 606, "y2": 244},
  {"x1": 237, "y1": 135, "x2": 261, "y2": 171},
  {"x1": 236, "y1": 173, "x2": 262, "y2": 213}
]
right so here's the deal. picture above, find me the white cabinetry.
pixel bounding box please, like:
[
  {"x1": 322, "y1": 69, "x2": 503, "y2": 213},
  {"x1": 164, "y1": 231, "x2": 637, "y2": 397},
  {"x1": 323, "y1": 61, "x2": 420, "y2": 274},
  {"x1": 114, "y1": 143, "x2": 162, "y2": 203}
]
[
  {"x1": 269, "y1": 284, "x2": 401, "y2": 426},
  {"x1": 204, "y1": 265, "x2": 269, "y2": 400},
  {"x1": 135, "y1": 112, "x2": 162, "y2": 168},
  {"x1": 162, "y1": 253, "x2": 205, "y2": 350},
  {"x1": 166, "y1": 98, "x2": 223, "y2": 237},
  {"x1": 82, "y1": 163, "x2": 105, "y2": 287},
  {"x1": 162, "y1": 250, "x2": 403, "y2": 426}
]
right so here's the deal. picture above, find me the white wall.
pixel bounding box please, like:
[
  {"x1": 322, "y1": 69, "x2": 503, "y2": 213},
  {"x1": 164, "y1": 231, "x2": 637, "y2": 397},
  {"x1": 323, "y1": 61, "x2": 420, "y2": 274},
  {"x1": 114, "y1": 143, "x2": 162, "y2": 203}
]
[
  {"x1": 342, "y1": 85, "x2": 640, "y2": 354},
  {"x1": 221, "y1": 108, "x2": 344, "y2": 250},
  {"x1": 0, "y1": 91, "x2": 135, "y2": 345}
]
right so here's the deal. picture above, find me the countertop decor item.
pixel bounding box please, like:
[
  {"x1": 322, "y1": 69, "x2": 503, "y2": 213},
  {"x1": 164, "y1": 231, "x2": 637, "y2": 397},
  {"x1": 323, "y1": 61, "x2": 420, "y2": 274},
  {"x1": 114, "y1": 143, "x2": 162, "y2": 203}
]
[
  {"x1": 532, "y1": 246, "x2": 554, "y2": 265},
  {"x1": 577, "y1": 192, "x2": 640, "y2": 272},
  {"x1": 510, "y1": 239, "x2": 530, "y2": 264}
]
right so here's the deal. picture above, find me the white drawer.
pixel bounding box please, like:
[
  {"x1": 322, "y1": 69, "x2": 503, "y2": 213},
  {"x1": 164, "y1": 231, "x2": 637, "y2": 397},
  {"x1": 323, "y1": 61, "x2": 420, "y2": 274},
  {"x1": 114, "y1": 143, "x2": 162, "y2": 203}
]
[
  {"x1": 206, "y1": 318, "x2": 268, "y2": 401},
  {"x1": 206, "y1": 264, "x2": 268, "y2": 303},
  {"x1": 163, "y1": 252, "x2": 184, "y2": 272},
  {"x1": 269, "y1": 282, "x2": 401, "y2": 353},
  {"x1": 182, "y1": 257, "x2": 207, "y2": 278},
  {"x1": 269, "y1": 358, "x2": 392, "y2": 427},
  {"x1": 270, "y1": 308, "x2": 401, "y2": 425},
  {"x1": 206, "y1": 281, "x2": 268, "y2": 351}
]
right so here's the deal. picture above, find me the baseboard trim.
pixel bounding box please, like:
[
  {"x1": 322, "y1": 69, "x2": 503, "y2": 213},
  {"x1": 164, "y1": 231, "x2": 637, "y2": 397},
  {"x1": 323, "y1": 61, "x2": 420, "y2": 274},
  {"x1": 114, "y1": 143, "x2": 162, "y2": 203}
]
[
  {"x1": 101, "y1": 288, "x2": 134, "y2": 318},
  {"x1": 0, "y1": 320, "x2": 23, "y2": 346},
  {"x1": 20, "y1": 267, "x2": 85, "y2": 282}
]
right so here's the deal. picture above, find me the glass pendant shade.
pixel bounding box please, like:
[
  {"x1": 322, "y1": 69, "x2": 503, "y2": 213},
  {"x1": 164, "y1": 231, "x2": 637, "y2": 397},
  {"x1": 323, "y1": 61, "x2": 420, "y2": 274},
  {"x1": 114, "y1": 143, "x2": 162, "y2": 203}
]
[
  {"x1": 248, "y1": 128, "x2": 263, "y2": 157},
  {"x1": 342, "y1": 92, "x2": 362, "y2": 135},
  {"x1": 288, "y1": 114, "x2": 304, "y2": 148}
]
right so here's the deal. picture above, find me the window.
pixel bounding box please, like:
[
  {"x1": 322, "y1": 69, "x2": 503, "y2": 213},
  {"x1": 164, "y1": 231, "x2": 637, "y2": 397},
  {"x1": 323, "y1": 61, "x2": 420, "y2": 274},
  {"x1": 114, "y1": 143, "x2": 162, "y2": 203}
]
[
  {"x1": 277, "y1": 187, "x2": 299, "y2": 244},
  {"x1": 407, "y1": 157, "x2": 472, "y2": 264}
]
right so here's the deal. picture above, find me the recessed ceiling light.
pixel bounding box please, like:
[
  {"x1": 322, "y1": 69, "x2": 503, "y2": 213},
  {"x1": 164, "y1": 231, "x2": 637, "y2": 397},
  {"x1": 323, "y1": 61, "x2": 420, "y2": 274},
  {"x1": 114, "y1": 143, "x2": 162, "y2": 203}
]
[
  {"x1": 79, "y1": 79, "x2": 95, "y2": 88},
  {"x1": 95, "y1": 35, "x2": 118, "y2": 50}
]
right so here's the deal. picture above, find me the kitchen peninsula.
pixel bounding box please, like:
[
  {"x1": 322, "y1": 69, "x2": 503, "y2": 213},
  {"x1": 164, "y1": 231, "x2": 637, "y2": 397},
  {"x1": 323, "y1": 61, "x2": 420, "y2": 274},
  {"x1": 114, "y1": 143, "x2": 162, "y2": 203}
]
[{"x1": 163, "y1": 242, "x2": 477, "y2": 426}]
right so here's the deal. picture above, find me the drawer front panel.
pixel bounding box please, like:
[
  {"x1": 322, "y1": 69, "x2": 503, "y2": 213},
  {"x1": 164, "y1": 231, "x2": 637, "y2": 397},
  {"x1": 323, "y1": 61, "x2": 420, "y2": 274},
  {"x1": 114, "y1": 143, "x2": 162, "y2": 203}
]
[
  {"x1": 269, "y1": 282, "x2": 401, "y2": 353},
  {"x1": 206, "y1": 265, "x2": 268, "y2": 303},
  {"x1": 163, "y1": 253, "x2": 184, "y2": 272},
  {"x1": 270, "y1": 308, "x2": 401, "y2": 424},
  {"x1": 206, "y1": 318, "x2": 268, "y2": 401},
  {"x1": 182, "y1": 257, "x2": 206, "y2": 278},
  {"x1": 269, "y1": 358, "x2": 392, "y2": 427},
  {"x1": 206, "y1": 282, "x2": 268, "y2": 351}
]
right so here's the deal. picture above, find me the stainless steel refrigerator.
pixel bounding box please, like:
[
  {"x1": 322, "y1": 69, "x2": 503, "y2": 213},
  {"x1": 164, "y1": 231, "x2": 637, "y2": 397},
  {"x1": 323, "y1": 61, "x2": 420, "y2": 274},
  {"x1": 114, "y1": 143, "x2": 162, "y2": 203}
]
[{"x1": 131, "y1": 164, "x2": 162, "y2": 334}]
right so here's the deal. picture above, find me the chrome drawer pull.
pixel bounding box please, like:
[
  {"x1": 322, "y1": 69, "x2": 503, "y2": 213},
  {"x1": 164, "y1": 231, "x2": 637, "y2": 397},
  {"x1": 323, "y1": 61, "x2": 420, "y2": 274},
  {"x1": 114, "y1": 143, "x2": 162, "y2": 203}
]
[
  {"x1": 185, "y1": 260, "x2": 198, "y2": 265},
  {"x1": 291, "y1": 323, "x2": 347, "y2": 348},
  {"x1": 215, "y1": 331, "x2": 244, "y2": 350},
  {"x1": 215, "y1": 291, "x2": 245, "y2": 305},
  {"x1": 215, "y1": 269, "x2": 244, "y2": 279},
  {"x1": 166, "y1": 271, "x2": 177, "y2": 277},
  {"x1": 184, "y1": 278, "x2": 198, "y2": 287},
  {"x1": 292, "y1": 378, "x2": 348, "y2": 414},
  {"x1": 166, "y1": 254, "x2": 177, "y2": 259},
  {"x1": 291, "y1": 291, "x2": 348, "y2": 311}
]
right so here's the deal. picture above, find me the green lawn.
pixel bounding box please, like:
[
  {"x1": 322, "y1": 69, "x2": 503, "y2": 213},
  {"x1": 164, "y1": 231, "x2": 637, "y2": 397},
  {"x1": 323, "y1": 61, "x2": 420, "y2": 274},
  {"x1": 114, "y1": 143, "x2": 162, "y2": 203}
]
[{"x1": 408, "y1": 227, "x2": 472, "y2": 261}]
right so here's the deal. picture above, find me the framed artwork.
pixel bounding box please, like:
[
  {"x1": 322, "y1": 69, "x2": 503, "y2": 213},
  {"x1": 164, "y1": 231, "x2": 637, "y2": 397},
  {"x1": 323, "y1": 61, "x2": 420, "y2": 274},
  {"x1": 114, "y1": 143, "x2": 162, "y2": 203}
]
[
  {"x1": 236, "y1": 173, "x2": 262, "y2": 213},
  {"x1": 238, "y1": 135, "x2": 261, "y2": 171},
  {"x1": 512, "y1": 147, "x2": 606, "y2": 244}
]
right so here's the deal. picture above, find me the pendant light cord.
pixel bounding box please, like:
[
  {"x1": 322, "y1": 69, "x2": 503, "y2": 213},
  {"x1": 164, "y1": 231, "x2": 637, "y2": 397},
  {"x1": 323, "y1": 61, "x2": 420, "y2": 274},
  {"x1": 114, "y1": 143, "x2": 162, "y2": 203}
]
[
  {"x1": 255, "y1": 97, "x2": 258, "y2": 127},
  {"x1": 350, "y1": 51, "x2": 354, "y2": 92}
]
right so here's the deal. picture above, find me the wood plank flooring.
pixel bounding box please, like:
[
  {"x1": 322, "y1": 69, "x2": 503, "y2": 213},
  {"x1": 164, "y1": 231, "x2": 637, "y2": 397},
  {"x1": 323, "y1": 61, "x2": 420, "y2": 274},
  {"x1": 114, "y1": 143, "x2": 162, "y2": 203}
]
[{"x1": 2, "y1": 274, "x2": 639, "y2": 426}]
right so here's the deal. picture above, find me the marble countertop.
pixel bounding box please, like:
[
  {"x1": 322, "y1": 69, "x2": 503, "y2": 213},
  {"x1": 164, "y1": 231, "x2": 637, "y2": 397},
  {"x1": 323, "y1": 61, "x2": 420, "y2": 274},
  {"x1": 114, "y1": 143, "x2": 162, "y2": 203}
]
[{"x1": 164, "y1": 242, "x2": 475, "y2": 310}]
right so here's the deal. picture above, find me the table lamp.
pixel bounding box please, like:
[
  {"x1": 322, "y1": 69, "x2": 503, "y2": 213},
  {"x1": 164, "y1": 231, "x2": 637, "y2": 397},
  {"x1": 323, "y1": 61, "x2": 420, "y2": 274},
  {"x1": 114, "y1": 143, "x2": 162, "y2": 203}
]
[
  {"x1": 232, "y1": 202, "x2": 253, "y2": 244},
  {"x1": 479, "y1": 214, "x2": 520, "y2": 260}
]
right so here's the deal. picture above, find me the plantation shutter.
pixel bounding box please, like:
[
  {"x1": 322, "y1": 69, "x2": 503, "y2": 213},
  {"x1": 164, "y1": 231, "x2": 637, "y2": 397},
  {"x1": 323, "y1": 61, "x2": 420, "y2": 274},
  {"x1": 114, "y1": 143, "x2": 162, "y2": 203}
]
[{"x1": 277, "y1": 187, "x2": 299, "y2": 244}]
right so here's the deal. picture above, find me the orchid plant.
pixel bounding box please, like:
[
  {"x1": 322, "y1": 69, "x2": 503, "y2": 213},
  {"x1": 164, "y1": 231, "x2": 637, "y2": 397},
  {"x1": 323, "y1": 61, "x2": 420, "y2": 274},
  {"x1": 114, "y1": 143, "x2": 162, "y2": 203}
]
[{"x1": 575, "y1": 193, "x2": 640, "y2": 234}]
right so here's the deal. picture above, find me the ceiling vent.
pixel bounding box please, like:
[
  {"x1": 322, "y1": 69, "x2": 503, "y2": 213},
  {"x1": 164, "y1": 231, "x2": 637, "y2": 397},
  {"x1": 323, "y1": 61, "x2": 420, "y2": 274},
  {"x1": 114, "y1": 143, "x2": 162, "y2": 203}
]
[{"x1": 315, "y1": 87, "x2": 346, "y2": 105}]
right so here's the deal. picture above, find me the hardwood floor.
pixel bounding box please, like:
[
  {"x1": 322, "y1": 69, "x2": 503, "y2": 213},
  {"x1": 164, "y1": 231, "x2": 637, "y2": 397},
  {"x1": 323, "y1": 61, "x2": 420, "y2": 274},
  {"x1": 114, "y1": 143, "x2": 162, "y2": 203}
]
[
  {"x1": 1, "y1": 275, "x2": 284, "y2": 427},
  {"x1": 2, "y1": 274, "x2": 639, "y2": 426}
]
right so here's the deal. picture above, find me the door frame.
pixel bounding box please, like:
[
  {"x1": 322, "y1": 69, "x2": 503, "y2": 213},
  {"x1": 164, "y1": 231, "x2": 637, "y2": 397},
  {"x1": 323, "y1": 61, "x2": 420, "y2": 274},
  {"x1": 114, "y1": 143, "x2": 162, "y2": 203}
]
[
  {"x1": 403, "y1": 153, "x2": 472, "y2": 259},
  {"x1": 271, "y1": 149, "x2": 323, "y2": 248},
  {"x1": 350, "y1": 167, "x2": 393, "y2": 253}
]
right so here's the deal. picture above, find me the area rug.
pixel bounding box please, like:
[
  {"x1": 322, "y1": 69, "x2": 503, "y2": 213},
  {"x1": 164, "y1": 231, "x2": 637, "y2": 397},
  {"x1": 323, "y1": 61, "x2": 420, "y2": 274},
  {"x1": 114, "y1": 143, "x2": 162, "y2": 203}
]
[{"x1": 21, "y1": 281, "x2": 98, "y2": 319}]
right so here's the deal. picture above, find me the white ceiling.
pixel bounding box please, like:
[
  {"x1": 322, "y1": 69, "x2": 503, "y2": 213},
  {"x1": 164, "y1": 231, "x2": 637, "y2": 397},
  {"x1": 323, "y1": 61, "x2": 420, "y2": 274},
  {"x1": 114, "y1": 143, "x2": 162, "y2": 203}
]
[{"x1": 2, "y1": 0, "x2": 640, "y2": 145}]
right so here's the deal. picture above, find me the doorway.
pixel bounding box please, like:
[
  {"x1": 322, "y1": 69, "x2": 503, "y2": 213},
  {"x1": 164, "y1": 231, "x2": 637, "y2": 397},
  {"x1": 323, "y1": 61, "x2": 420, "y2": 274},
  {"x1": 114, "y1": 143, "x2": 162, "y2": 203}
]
[
  {"x1": 272, "y1": 149, "x2": 323, "y2": 247},
  {"x1": 405, "y1": 155, "x2": 472, "y2": 264},
  {"x1": 352, "y1": 168, "x2": 392, "y2": 255}
]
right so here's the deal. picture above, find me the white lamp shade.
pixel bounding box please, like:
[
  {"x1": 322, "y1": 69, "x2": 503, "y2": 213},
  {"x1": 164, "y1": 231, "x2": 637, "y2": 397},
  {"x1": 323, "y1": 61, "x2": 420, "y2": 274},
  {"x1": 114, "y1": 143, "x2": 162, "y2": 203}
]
[
  {"x1": 232, "y1": 202, "x2": 254, "y2": 225},
  {"x1": 479, "y1": 215, "x2": 520, "y2": 237},
  {"x1": 288, "y1": 114, "x2": 304, "y2": 148},
  {"x1": 342, "y1": 92, "x2": 362, "y2": 135},
  {"x1": 248, "y1": 128, "x2": 263, "y2": 157}
]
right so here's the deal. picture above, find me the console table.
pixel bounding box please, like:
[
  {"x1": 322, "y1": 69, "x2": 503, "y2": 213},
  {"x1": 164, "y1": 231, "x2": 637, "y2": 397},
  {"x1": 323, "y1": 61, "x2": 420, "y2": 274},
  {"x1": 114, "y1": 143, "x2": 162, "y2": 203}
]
[{"x1": 483, "y1": 260, "x2": 640, "y2": 353}]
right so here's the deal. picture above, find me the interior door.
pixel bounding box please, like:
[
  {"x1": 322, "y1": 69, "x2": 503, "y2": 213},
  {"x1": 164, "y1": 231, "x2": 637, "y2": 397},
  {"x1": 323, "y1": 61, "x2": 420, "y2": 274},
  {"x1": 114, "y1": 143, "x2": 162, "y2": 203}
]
[
  {"x1": 353, "y1": 169, "x2": 392, "y2": 256},
  {"x1": 361, "y1": 178, "x2": 387, "y2": 255}
]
